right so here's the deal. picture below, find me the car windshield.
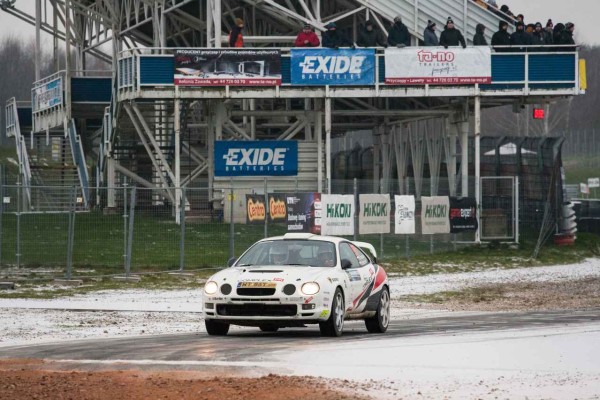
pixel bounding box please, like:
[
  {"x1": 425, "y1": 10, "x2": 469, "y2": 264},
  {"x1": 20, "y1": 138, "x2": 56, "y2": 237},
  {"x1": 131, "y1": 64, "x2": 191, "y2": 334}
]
[{"x1": 236, "y1": 240, "x2": 337, "y2": 268}]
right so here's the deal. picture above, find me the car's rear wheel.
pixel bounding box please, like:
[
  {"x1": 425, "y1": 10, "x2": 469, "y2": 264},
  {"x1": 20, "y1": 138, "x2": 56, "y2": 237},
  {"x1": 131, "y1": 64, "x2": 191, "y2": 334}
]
[
  {"x1": 259, "y1": 324, "x2": 279, "y2": 332},
  {"x1": 365, "y1": 286, "x2": 390, "y2": 333},
  {"x1": 205, "y1": 319, "x2": 230, "y2": 336},
  {"x1": 319, "y1": 288, "x2": 345, "y2": 337}
]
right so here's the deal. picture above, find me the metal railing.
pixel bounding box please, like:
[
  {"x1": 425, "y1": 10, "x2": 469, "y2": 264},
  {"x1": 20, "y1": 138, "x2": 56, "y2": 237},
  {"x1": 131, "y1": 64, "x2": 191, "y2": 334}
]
[
  {"x1": 67, "y1": 120, "x2": 90, "y2": 207},
  {"x1": 5, "y1": 98, "x2": 32, "y2": 207}
]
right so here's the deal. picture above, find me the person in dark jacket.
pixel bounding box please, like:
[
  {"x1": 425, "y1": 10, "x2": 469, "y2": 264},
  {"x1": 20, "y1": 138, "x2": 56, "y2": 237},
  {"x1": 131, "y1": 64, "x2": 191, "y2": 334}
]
[
  {"x1": 294, "y1": 23, "x2": 320, "y2": 47},
  {"x1": 229, "y1": 18, "x2": 244, "y2": 47},
  {"x1": 510, "y1": 21, "x2": 533, "y2": 49},
  {"x1": 544, "y1": 20, "x2": 554, "y2": 44},
  {"x1": 423, "y1": 20, "x2": 439, "y2": 46},
  {"x1": 499, "y1": 5, "x2": 515, "y2": 22},
  {"x1": 553, "y1": 23, "x2": 565, "y2": 47},
  {"x1": 558, "y1": 22, "x2": 576, "y2": 51},
  {"x1": 358, "y1": 20, "x2": 386, "y2": 47},
  {"x1": 387, "y1": 16, "x2": 411, "y2": 47},
  {"x1": 473, "y1": 23, "x2": 488, "y2": 46},
  {"x1": 492, "y1": 20, "x2": 511, "y2": 51},
  {"x1": 322, "y1": 22, "x2": 353, "y2": 48},
  {"x1": 531, "y1": 22, "x2": 547, "y2": 46},
  {"x1": 439, "y1": 17, "x2": 466, "y2": 48},
  {"x1": 516, "y1": 14, "x2": 525, "y2": 26}
]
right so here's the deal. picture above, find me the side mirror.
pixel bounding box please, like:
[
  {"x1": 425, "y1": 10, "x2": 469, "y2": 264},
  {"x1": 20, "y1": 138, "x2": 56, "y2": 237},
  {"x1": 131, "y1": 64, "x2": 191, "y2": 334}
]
[
  {"x1": 227, "y1": 257, "x2": 237, "y2": 267},
  {"x1": 341, "y1": 259, "x2": 353, "y2": 270}
]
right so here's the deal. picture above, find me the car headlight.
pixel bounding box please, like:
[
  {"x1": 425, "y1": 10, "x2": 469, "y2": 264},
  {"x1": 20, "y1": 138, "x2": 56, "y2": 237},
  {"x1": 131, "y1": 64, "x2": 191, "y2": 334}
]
[
  {"x1": 204, "y1": 281, "x2": 218, "y2": 295},
  {"x1": 301, "y1": 282, "x2": 320, "y2": 296}
]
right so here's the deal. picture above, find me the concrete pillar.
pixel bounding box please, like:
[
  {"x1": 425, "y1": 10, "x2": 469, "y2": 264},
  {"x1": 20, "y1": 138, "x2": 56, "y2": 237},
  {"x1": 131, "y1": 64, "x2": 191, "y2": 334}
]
[{"x1": 474, "y1": 96, "x2": 481, "y2": 243}]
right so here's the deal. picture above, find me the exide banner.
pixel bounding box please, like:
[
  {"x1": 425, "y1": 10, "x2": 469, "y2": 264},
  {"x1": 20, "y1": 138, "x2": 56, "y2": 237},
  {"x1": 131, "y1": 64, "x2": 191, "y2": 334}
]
[
  {"x1": 214, "y1": 140, "x2": 298, "y2": 177},
  {"x1": 290, "y1": 48, "x2": 375, "y2": 86},
  {"x1": 385, "y1": 47, "x2": 491, "y2": 85}
]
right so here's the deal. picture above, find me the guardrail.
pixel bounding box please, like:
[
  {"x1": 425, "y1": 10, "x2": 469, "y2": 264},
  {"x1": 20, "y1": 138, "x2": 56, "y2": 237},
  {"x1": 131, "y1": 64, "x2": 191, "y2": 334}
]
[
  {"x1": 67, "y1": 119, "x2": 90, "y2": 207},
  {"x1": 5, "y1": 98, "x2": 32, "y2": 206}
]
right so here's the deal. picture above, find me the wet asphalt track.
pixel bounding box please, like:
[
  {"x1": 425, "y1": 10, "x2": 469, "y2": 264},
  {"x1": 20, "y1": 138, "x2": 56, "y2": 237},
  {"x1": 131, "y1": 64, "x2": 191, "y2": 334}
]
[{"x1": 2, "y1": 309, "x2": 600, "y2": 366}]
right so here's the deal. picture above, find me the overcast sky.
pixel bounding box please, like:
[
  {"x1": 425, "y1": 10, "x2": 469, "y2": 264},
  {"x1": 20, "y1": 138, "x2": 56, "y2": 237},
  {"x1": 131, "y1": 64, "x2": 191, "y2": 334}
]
[{"x1": 0, "y1": 0, "x2": 598, "y2": 46}]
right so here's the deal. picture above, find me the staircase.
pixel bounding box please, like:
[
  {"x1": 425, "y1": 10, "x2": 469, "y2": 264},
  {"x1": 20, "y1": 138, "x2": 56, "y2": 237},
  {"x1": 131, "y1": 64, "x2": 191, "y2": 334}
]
[{"x1": 356, "y1": 0, "x2": 512, "y2": 44}]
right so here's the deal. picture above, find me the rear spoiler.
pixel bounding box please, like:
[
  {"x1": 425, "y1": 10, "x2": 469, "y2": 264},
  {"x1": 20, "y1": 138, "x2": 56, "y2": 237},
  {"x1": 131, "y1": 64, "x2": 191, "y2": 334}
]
[{"x1": 352, "y1": 241, "x2": 377, "y2": 263}]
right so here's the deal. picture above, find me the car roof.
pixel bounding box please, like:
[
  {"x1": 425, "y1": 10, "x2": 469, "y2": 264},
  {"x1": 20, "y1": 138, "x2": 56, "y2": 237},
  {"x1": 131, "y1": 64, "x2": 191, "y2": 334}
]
[{"x1": 259, "y1": 233, "x2": 345, "y2": 244}]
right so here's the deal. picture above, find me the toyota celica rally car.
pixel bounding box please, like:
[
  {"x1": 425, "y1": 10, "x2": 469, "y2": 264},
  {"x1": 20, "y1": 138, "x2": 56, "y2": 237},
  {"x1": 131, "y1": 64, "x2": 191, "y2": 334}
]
[{"x1": 202, "y1": 233, "x2": 390, "y2": 337}]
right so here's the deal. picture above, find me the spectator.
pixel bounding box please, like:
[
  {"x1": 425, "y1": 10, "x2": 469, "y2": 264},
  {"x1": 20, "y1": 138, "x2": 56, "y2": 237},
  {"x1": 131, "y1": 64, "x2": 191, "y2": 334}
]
[
  {"x1": 322, "y1": 22, "x2": 353, "y2": 48},
  {"x1": 487, "y1": 0, "x2": 498, "y2": 7},
  {"x1": 473, "y1": 23, "x2": 488, "y2": 46},
  {"x1": 423, "y1": 20, "x2": 439, "y2": 46},
  {"x1": 358, "y1": 20, "x2": 386, "y2": 47},
  {"x1": 439, "y1": 17, "x2": 466, "y2": 48},
  {"x1": 500, "y1": 5, "x2": 515, "y2": 19},
  {"x1": 510, "y1": 21, "x2": 533, "y2": 49},
  {"x1": 526, "y1": 23, "x2": 535, "y2": 35},
  {"x1": 558, "y1": 22, "x2": 576, "y2": 50},
  {"x1": 545, "y1": 20, "x2": 554, "y2": 44},
  {"x1": 553, "y1": 23, "x2": 565, "y2": 45},
  {"x1": 229, "y1": 18, "x2": 244, "y2": 47},
  {"x1": 492, "y1": 20, "x2": 511, "y2": 51},
  {"x1": 387, "y1": 16, "x2": 411, "y2": 47},
  {"x1": 532, "y1": 22, "x2": 547, "y2": 46},
  {"x1": 516, "y1": 14, "x2": 525, "y2": 26},
  {"x1": 294, "y1": 23, "x2": 320, "y2": 47}
]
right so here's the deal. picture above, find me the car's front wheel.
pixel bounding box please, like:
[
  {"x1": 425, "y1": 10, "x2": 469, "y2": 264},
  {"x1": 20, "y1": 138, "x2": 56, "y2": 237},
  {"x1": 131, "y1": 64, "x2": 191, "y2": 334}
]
[
  {"x1": 319, "y1": 288, "x2": 345, "y2": 337},
  {"x1": 365, "y1": 286, "x2": 390, "y2": 333},
  {"x1": 205, "y1": 319, "x2": 230, "y2": 336}
]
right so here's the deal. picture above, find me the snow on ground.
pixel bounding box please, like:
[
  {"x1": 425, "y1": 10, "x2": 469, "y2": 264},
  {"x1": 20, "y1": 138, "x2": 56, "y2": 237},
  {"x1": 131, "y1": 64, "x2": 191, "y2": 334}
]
[{"x1": 0, "y1": 259, "x2": 599, "y2": 348}]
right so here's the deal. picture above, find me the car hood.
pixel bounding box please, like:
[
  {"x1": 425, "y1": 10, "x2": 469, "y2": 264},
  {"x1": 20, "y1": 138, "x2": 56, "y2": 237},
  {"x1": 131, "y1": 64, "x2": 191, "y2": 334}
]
[{"x1": 211, "y1": 265, "x2": 334, "y2": 284}]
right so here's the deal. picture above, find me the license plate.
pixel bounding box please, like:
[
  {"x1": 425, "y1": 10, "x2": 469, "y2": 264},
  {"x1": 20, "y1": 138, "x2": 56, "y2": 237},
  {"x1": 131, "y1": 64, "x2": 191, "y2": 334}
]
[{"x1": 238, "y1": 281, "x2": 277, "y2": 288}]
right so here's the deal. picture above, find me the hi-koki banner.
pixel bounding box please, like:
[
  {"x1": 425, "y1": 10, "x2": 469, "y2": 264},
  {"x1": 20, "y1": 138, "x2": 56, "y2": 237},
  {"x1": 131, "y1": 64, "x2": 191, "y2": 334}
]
[
  {"x1": 385, "y1": 47, "x2": 491, "y2": 85},
  {"x1": 449, "y1": 197, "x2": 479, "y2": 233},
  {"x1": 290, "y1": 48, "x2": 375, "y2": 86},
  {"x1": 394, "y1": 195, "x2": 416, "y2": 234},
  {"x1": 320, "y1": 194, "x2": 354, "y2": 236},
  {"x1": 421, "y1": 196, "x2": 451, "y2": 234},
  {"x1": 174, "y1": 49, "x2": 282, "y2": 86},
  {"x1": 359, "y1": 194, "x2": 390, "y2": 234}
]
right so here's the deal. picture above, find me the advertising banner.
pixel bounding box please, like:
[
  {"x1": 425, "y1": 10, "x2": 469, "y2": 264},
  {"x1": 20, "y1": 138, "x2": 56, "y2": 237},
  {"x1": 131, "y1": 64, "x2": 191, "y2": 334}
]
[
  {"x1": 421, "y1": 196, "x2": 450, "y2": 234},
  {"x1": 33, "y1": 78, "x2": 63, "y2": 112},
  {"x1": 285, "y1": 193, "x2": 321, "y2": 233},
  {"x1": 174, "y1": 49, "x2": 282, "y2": 86},
  {"x1": 246, "y1": 194, "x2": 266, "y2": 225},
  {"x1": 394, "y1": 195, "x2": 416, "y2": 234},
  {"x1": 359, "y1": 194, "x2": 390, "y2": 234},
  {"x1": 214, "y1": 141, "x2": 298, "y2": 177},
  {"x1": 449, "y1": 197, "x2": 479, "y2": 233},
  {"x1": 588, "y1": 177, "x2": 600, "y2": 188},
  {"x1": 321, "y1": 194, "x2": 354, "y2": 236},
  {"x1": 290, "y1": 48, "x2": 375, "y2": 86},
  {"x1": 385, "y1": 47, "x2": 491, "y2": 85},
  {"x1": 268, "y1": 193, "x2": 287, "y2": 223}
]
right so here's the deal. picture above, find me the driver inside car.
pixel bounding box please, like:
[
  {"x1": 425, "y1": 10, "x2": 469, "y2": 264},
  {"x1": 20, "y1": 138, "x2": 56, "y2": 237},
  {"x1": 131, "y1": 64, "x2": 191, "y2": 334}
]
[
  {"x1": 317, "y1": 248, "x2": 335, "y2": 268},
  {"x1": 269, "y1": 243, "x2": 289, "y2": 264}
]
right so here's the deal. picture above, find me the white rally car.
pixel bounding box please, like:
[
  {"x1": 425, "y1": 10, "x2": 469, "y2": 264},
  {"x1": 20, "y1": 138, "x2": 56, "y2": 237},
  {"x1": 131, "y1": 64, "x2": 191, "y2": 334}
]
[{"x1": 202, "y1": 233, "x2": 390, "y2": 337}]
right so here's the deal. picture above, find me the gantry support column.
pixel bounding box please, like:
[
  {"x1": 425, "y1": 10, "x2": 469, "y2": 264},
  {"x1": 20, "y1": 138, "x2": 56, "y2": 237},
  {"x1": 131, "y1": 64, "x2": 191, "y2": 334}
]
[
  {"x1": 474, "y1": 96, "x2": 482, "y2": 243},
  {"x1": 174, "y1": 90, "x2": 182, "y2": 224},
  {"x1": 316, "y1": 100, "x2": 323, "y2": 192},
  {"x1": 325, "y1": 97, "x2": 332, "y2": 194},
  {"x1": 460, "y1": 119, "x2": 469, "y2": 198}
]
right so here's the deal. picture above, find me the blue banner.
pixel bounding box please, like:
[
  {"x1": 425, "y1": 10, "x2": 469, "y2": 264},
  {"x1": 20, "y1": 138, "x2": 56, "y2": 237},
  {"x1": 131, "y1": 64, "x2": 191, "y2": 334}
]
[
  {"x1": 291, "y1": 49, "x2": 375, "y2": 86},
  {"x1": 214, "y1": 141, "x2": 298, "y2": 177}
]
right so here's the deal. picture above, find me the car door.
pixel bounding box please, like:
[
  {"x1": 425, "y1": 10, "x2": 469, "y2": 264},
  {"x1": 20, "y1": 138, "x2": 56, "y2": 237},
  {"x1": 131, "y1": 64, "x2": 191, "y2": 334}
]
[
  {"x1": 347, "y1": 243, "x2": 377, "y2": 313},
  {"x1": 338, "y1": 242, "x2": 363, "y2": 313}
]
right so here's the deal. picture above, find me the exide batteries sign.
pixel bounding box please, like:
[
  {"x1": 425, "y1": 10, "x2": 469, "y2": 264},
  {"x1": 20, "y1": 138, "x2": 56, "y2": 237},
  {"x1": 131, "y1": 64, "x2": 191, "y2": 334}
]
[
  {"x1": 214, "y1": 140, "x2": 298, "y2": 177},
  {"x1": 291, "y1": 48, "x2": 375, "y2": 85}
]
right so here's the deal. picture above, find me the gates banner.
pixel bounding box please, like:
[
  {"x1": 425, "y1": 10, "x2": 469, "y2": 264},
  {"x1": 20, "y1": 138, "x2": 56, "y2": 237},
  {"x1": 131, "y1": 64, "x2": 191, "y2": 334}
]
[
  {"x1": 214, "y1": 141, "x2": 298, "y2": 177},
  {"x1": 268, "y1": 193, "x2": 287, "y2": 223},
  {"x1": 174, "y1": 49, "x2": 282, "y2": 86},
  {"x1": 285, "y1": 193, "x2": 321, "y2": 233},
  {"x1": 394, "y1": 195, "x2": 416, "y2": 234},
  {"x1": 421, "y1": 196, "x2": 450, "y2": 234},
  {"x1": 321, "y1": 194, "x2": 354, "y2": 236},
  {"x1": 449, "y1": 197, "x2": 478, "y2": 233},
  {"x1": 359, "y1": 194, "x2": 390, "y2": 234},
  {"x1": 33, "y1": 78, "x2": 63, "y2": 112},
  {"x1": 291, "y1": 48, "x2": 375, "y2": 86},
  {"x1": 246, "y1": 194, "x2": 266, "y2": 225},
  {"x1": 385, "y1": 47, "x2": 491, "y2": 85}
]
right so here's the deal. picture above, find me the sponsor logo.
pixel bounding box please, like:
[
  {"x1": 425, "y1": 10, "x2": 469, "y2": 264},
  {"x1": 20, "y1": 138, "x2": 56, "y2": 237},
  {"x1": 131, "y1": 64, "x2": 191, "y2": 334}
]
[
  {"x1": 424, "y1": 204, "x2": 448, "y2": 218},
  {"x1": 319, "y1": 310, "x2": 330, "y2": 318},
  {"x1": 362, "y1": 202, "x2": 387, "y2": 217},
  {"x1": 304, "y1": 296, "x2": 314, "y2": 304},
  {"x1": 247, "y1": 198, "x2": 266, "y2": 222},
  {"x1": 345, "y1": 270, "x2": 361, "y2": 282},
  {"x1": 269, "y1": 197, "x2": 287, "y2": 220},
  {"x1": 299, "y1": 55, "x2": 366, "y2": 75},
  {"x1": 326, "y1": 203, "x2": 352, "y2": 218},
  {"x1": 396, "y1": 205, "x2": 415, "y2": 220},
  {"x1": 224, "y1": 148, "x2": 287, "y2": 169},
  {"x1": 273, "y1": 277, "x2": 284, "y2": 282},
  {"x1": 417, "y1": 50, "x2": 455, "y2": 63},
  {"x1": 450, "y1": 207, "x2": 476, "y2": 219}
]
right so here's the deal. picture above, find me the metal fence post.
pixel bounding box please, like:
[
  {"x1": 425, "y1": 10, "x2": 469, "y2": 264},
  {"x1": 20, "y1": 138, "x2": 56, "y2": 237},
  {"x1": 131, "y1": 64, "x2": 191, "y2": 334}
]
[
  {"x1": 353, "y1": 178, "x2": 358, "y2": 241},
  {"x1": 179, "y1": 187, "x2": 186, "y2": 271},
  {"x1": 123, "y1": 181, "x2": 128, "y2": 272},
  {"x1": 66, "y1": 186, "x2": 77, "y2": 279},
  {"x1": 125, "y1": 186, "x2": 136, "y2": 277},
  {"x1": 379, "y1": 178, "x2": 384, "y2": 260},
  {"x1": 16, "y1": 181, "x2": 21, "y2": 268},
  {"x1": 264, "y1": 178, "x2": 268, "y2": 239},
  {"x1": 0, "y1": 180, "x2": 4, "y2": 267},
  {"x1": 229, "y1": 179, "x2": 234, "y2": 260},
  {"x1": 405, "y1": 177, "x2": 410, "y2": 259}
]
